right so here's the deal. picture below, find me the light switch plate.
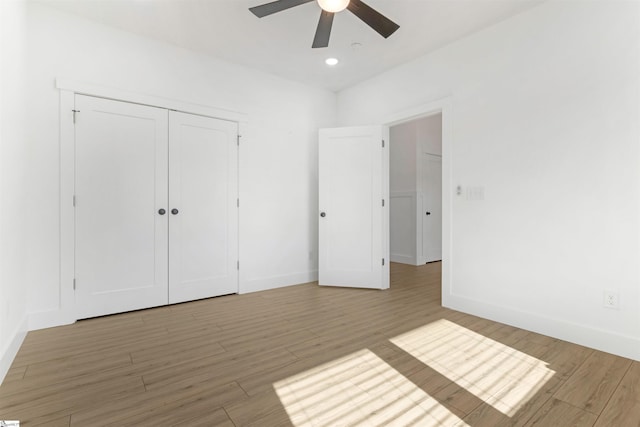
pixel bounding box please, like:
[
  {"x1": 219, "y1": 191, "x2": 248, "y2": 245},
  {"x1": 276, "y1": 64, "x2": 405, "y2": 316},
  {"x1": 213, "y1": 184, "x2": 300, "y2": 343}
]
[{"x1": 466, "y1": 186, "x2": 485, "y2": 201}]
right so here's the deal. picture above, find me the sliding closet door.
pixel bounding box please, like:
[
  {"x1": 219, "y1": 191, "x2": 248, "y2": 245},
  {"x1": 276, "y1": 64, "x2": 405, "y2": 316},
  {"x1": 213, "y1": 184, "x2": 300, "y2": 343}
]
[
  {"x1": 168, "y1": 111, "x2": 238, "y2": 304},
  {"x1": 75, "y1": 95, "x2": 169, "y2": 319}
]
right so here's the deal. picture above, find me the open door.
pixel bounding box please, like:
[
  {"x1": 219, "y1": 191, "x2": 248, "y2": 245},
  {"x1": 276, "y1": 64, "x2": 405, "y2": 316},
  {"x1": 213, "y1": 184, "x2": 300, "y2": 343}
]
[{"x1": 318, "y1": 126, "x2": 389, "y2": 289}]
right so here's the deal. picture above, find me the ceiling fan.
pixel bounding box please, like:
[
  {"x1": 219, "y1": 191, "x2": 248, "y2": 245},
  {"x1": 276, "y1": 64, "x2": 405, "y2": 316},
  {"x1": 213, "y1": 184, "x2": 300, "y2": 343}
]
[{"x1": 249, "y1": 0, "x2": 400, "y2": 49}]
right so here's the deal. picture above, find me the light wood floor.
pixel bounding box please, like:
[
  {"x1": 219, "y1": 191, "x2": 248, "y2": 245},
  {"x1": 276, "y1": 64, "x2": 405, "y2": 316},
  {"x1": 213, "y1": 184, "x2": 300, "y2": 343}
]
[{"x1": 1, "y1": 262, "x2": 638, "y2": 426}]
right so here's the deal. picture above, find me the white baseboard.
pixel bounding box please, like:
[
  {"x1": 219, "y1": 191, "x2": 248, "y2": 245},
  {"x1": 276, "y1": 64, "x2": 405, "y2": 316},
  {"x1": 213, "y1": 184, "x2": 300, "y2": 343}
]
[
  {"x1": 28, "y1": 308, "x2": 75, "y2": 332},
  {"x1": 0, "y1": 315, "x2": 28, "y2": 385},
  {"x1": 240, "y1": 270, "x2": 318, "y2": 294},
  {"x1": 27, "y1": 271, "x2": 322, "y2": 329},
  {"x1": 444, "y1": 294, "x2": 640, "y2": 361},
  {"x1": 390, "y1": 254, "x2": 419, "y2": 265}
]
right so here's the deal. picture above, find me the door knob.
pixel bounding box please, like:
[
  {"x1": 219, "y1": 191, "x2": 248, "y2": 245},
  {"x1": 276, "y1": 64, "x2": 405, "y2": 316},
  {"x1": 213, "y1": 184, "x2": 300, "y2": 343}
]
[
  {"x1": 320, "y1": 212, "x2": 326, "y2": 217},
  {"x1": 426, "y1": 212, "x2": 431, "y2": 216},
  {"x1": 171, "y1": 209, "x2": 179, "y2": 215},
  {"x1": 158, "y1": 209, "x2": 166, "y2": 215}
]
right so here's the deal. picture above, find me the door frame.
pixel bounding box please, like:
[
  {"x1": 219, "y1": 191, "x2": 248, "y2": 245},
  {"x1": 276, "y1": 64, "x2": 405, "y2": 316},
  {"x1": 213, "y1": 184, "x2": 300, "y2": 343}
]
[
  {"x1": 35, "y1": 78, "x2": 246, "y2": 329},
  {"x1": 384, "y1": 97, "x2": 452, "y2": 306}
]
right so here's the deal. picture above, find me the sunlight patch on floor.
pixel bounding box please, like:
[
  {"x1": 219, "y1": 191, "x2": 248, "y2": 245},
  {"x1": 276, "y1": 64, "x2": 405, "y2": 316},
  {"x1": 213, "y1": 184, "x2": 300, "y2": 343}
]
[
  {"x1": 274, "y1": 349, "x2": 469, "y2": 427},
  {"x1": 390, "y1": 319, "x2": 555, "y2": 416}
]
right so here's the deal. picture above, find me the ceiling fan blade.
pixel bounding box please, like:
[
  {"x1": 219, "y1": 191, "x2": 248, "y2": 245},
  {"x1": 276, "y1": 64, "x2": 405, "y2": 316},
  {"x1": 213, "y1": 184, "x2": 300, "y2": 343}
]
[
  {"x1": 249, "y1": 0, "x2": 315, "y2": 18},
  {"x1": 347, "y1": 0, "x2": 399, "y2": 38},
  {"x1": 312, "y1": 10, "x2": 334, "y2": 48}
]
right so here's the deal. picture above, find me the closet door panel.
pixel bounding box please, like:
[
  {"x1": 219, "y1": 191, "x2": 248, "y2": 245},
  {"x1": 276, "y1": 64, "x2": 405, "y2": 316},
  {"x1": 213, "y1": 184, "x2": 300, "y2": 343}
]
[
  {"x1": 75, "y1": 95, "x2": 169, "y2": 319},
  {"x1": 169, "y1": 111, "x2": 238, "y2": 303}
]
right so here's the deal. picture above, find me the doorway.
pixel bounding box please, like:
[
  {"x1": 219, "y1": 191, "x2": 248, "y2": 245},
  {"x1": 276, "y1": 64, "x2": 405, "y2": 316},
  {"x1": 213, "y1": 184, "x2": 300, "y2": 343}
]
[{"x1": 389, "y1": 113, "x2": 443, "y2": 266}]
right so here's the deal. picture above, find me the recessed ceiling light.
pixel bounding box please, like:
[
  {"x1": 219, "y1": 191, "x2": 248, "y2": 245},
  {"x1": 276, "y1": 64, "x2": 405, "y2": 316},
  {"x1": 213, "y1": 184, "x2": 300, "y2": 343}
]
[{"x1": 325, "y1": 58, "x2": 339, "y2": 66}]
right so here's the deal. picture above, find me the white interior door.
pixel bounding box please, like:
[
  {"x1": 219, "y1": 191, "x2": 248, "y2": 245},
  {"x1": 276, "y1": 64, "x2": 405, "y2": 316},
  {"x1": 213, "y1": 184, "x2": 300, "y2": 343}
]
[
  {"x1": 168, "y1": 111, "x2": 238, "y2": 304},
  {"x1": 319, "y1": 126, "x2": 389, "y2": 289},
  {"x1": 75, "y1": 95, "x2": 169, "y2": 319},
  {"x1": 421, "y1": 153, "x2": 442, "y2": 262}
]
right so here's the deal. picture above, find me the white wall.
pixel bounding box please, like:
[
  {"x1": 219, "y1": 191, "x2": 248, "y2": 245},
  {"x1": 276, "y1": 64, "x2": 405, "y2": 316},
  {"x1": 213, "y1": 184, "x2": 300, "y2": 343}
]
[
  {"x1": 339, "y1": 0, "x2": 640, "y2": 360},
  {"x1": 390, "y1": 122, "x2": 418, "y2": 193},
  {"x1": 417, "y1": 114, "x2": 442, "y2": 157},
  {"x1": 24, "y1": 3, "x2": 337, "y2": 326},
  {"x1": 0, "y1": 0, "x2": 29, "y2": 382}
]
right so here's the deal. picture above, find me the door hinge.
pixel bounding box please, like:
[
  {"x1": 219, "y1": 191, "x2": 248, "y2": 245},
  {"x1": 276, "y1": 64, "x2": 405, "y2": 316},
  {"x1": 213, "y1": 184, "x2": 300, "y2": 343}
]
[
  {"x1": 73, "y1": 278, "x2": 76, "y2": 290},
  {"x1": 72, "y1": 109, "x2": 80, "y2": 124},
  {"x1": 237, "y1": 135, "x2": 241, "y2": 146},
  {"x1": 382, "y1": 258, "x2": 385, "y2": 266},
  {"x1": 73, "y1": 195, "x2": 76, "y2": 207},
  {"x1": 237, "y1": 198, "x2": 239, "y2": 208},
  {"x1": 237, "y1": 261, "x2": 240, "y2": 270},
  {"x1": 382, "y1": 199, "x2": 385, "y2": 207},
  {"x1": 382, "y1": 139, "x2": 385, "y2": 148}
]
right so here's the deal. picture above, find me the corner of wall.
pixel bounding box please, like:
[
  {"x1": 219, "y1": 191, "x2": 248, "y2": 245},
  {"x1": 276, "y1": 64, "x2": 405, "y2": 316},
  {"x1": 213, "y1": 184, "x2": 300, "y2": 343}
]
[
  {"x1": 239, "y1": 271, "x2": 319, "y2": 295},
  {"x1": 28, "y1": 308, "x2": 76, "y2": 332}
]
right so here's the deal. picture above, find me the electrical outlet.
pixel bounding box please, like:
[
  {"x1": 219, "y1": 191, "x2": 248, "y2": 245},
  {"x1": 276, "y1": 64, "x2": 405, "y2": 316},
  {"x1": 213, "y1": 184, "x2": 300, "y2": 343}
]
[{"x1": 603, "y1": 290, "x2": 619, "y2": 309}]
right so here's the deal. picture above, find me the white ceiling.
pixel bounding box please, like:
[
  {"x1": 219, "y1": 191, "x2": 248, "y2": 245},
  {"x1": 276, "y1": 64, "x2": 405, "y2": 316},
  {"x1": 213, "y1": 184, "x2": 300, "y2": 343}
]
[{"x1": 39, "y1": 0, "x2": 545, "y2": 92}]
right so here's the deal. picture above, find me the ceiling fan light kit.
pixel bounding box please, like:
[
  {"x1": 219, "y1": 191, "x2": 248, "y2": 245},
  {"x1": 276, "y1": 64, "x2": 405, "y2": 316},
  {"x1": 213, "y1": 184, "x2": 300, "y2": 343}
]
[
  {"x1": 317, "y1": 0, "x2": 349, "y2": 13},
  {"x1": 249, "y1": 0, "x2": 399, "y2": 49}
]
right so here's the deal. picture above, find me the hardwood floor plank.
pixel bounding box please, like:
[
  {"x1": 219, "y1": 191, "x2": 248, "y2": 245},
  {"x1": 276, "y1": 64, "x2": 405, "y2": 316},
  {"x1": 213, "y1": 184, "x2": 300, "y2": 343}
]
[
  {"x1": 70, "y1": 381, "x2": 245, "y2": 426},
  {"x1": 433, "y1": 381, "x2": 485, "y2": 417},
  {"x1": 554, "y1": 350, "x2": 632, "y2": 414},
  {"x1": 241, "y1": 407, "x2": 294, "y2": 427},
  {"x1": 0, "y1": 375, "x2": 145, "y2": 424},
  {"x1": 224, "y1": 387, "x2": 292, "y2": 426},
  {"x1": 218, "y1": 328, "x2": 317, "y2": 353},
  {"x1": 523, "y1": 398, "x2": 598, "y2": 426},
  {"x1": 515, "y1": 338, "x2": 593, "y2": 383},
  {"x1": 10, "y1": 325, "x2": 169, "y2": 368},
  {"x1": 180, "y1": 407, "x2": 236, "y2": 427},
  {"x1": 594, "y1": 361, "x2": 640, "y2": 426},
  {"x1": 22, "y1": 351, "x2": 133, "y2": 384},
  {"x1": 113, "y1": 382, "x2": 246, "y2": 427},
  {"x1": 141, "y1": 346, "x2": 298, "y2": 393},
  {"x1": 130, "y1": 337, "x2": 226, "y2": 364},
  {"x1": 1, "y1": 366, "x2": 26, "y2": 384},
  {"x1": 460, "y1": 382, "x2": 554, "y2": 427},
  {"x1": 31, "y1": 414, "x2": 71, "y2": 427},
  {"x1": 621, "y1": 361, "x2": 640, "y2": 402},
  {"x1": 595, "y1": 398, "x2": 640, "y2": 427}
]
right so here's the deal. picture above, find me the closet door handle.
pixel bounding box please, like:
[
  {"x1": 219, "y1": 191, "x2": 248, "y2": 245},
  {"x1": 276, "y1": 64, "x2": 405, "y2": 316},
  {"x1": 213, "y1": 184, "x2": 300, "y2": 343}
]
[
  {"x1": 171, "y1": 209, "x2": 179, "y2": 215},
  {"x1": 158, "y1": 209, "x2": 166, "y2": 215}
]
